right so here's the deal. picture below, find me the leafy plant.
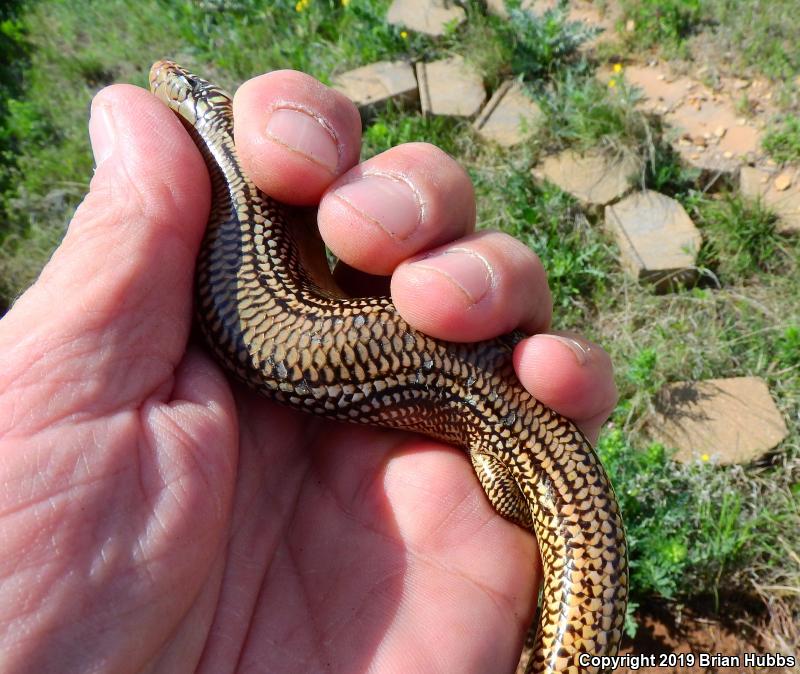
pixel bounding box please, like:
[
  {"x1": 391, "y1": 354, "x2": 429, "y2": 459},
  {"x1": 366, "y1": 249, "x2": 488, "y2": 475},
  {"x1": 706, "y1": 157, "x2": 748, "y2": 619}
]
[
  {"x1": 500, "y1": 1, "x2": 598, "y2": 81},
  {"x1": 692, "y1": 194, "x2": 784, "y2": 279},
  {"x1": 597, "y1": 427, "x2": 788, "y2": 606},
  {"x1": 544, "y1": 70, "x2": 646, "y2": 150},
  {"x1": 620, "y1": 0, "x2": 703, "y2": 54},
  {"x1": 775, "y1": 325, "x2": 800, "y2": 369},
  {"x1": 644, "y1": 138, "x2": 699, "y2": 198},
  {"x1": 626, "y1": 347, "x2": 659, "y2": 392},
  {"x1": 763, "y1": 115, "x2": 800, "y2": 164}
]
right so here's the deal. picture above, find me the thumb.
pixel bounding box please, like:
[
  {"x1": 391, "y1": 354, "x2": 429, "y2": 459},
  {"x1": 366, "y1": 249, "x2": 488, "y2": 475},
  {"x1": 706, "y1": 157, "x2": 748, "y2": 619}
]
[{"x1": 0, "y1": 83, "x2": 210, "y2": 411}]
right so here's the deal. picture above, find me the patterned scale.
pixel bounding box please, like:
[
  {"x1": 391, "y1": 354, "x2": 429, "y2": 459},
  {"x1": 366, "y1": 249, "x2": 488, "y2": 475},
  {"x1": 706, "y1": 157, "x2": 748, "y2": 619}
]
[{"x1": 149, "y1": 60, "x2": 628, "y2": 674}]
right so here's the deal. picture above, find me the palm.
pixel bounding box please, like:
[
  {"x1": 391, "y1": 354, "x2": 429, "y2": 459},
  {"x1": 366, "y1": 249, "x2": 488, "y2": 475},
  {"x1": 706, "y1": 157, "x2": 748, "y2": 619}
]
[
  {"x1": 2, "y1": 74, "x2": 616, "y2": 674},
  {"x1": 0, "y1": 302, "x2": 535, "y2": 673},
  {"x1": 186, "y1": 380, "x2": 538, "y2": 673}
]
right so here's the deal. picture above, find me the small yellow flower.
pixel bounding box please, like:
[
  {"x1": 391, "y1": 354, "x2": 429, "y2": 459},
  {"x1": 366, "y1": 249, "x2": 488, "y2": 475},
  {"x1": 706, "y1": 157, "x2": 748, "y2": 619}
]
[
  {"x1": 613, "y1": 63, "x2": 623, "y2": 74},
  {"x1": 701, "y1": 453, "x2": 710, "y2": 462},
  {"x1": 341, "y1": 0, "x2": 350, "y2": 6},
  {"x1": 295, "y1": 0, "x2": 310, "y2": 11},
  {"x1": 608, "y1": 78, "x2": 617, "y2": 88},
  {"x1": 400, "y1": 30, "x2": 408, "y2": 39}
]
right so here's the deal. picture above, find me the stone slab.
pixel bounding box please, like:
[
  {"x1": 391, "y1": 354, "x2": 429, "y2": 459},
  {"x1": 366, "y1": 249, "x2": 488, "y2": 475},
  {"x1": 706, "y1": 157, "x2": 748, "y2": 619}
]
[
  {"x1": 604, "y1": 190, "x2": 702, "y2": 290},
  {"x1": 387, "y1": 0, "x2": 466, "y2": 36},
  {"x1": 332, "y1": 61, "x2": 418, "y2": 114},
  {"x1": 651, "y1": 377, "x2": 788, "y2": 464},
  {"x1": 416, "y1": 56, "x2": 486, "y2": 118},
  {"x1": 473, "y1": 80, "x2": 544, "y2": 147},
  {"x1": 531, "y1": 149, "x2": 641, "y2": 207},
  {"x1": 619, "y1": 65, "x2": 694, "y2": 113},
  {"x1": 604, "y1": 63, "x2": 762, "y2": 177},
  {"x1": 740, "y1": 165, "x2": 800, "y2": 235},
  {"x1": 666, "y1": 98, "x2": 761, "y2": 175}
]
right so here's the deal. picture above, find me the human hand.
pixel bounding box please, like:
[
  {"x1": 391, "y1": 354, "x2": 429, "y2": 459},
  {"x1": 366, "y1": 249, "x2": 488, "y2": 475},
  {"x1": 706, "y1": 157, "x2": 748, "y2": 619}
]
[{"x1": 0, "y1": 69, "x2": 617, "y2": 673}]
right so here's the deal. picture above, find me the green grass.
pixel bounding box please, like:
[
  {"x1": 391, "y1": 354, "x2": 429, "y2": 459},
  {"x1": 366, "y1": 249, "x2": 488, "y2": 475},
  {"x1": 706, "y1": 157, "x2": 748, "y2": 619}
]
[
  {"x1": 619, "y1": 0, "x2": 800, "y2": 86},
  {"x1": 1, "y1": 0, "x2": 799, "y2": 641},
  {"x1": 763, "y1": 115, "x2": 800, "y2": 164},
  {"x1": 619, "y1": 0, "x2": 702, "y2": 57},
  {"x1": 594, "y1": 270, "x2": 800, "y2": 628},
  {"x1": 542, "y1": 69, "x2": 648, "y2": 150},
  {"x1": 361, "y1": 101, "x2": 467, "y2": 159},
  {"x1": 598, "y1": 430, "x2": 784, "y2": 604},
  {"x1": 701, "y1": 0, "x2": 800, "y2": 81},
  {"x1": 691, "y1": 193, "x2": 789, "y2": 280}
]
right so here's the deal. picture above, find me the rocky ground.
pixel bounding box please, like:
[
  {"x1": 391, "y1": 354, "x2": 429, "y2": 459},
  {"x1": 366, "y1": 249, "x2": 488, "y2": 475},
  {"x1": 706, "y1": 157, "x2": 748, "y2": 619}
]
[
  {"x1": 331, "y1": 1, "x2": 799, "y2": 670},
  {"x1": 333, "y1": 0, "x2": 791, "y2": 467}
]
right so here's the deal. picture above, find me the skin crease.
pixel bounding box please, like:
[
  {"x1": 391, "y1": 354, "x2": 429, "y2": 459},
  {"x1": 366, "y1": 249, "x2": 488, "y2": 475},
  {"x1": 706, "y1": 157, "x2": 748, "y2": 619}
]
[{"x1": 0, "y1": 71, "x2": 617, "y2": 674}]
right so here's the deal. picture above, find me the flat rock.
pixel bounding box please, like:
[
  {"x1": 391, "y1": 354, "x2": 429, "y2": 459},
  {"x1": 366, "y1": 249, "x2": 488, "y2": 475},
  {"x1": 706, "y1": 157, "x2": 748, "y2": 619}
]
[
  {"x1": 666, "y1": 97, "x2": 761, "y2": 175},
  {"x1": 531, "y1": 149, "x2": 641, "y2": 207},
  {"x1": 332, "y1": 61, "x2": 418, "y2": 114},
  {"x1": 650, "y1": 377, "x2": 788, "y2": 464},
  {"x1": 386, "y1": 0, "x2": 465, "y2": 36},
  {"x1": 604, "y1": 63, "x2": 762, "y2": 177},
  {"x1": 604, "y1": 190, "x2": 702, "y2": 290},
  {"x1": 473, "y1": 80, "x2": 544, "y2": 147},
  {"x1": 416, "y1": 55, "x2": 486, "y2": 118},
  {"x1": 618, "y1": 65, "x2": 693, "y2": 113},
  {"x1": 740, "y1": 165, "x2": 800, "y2": 235}
]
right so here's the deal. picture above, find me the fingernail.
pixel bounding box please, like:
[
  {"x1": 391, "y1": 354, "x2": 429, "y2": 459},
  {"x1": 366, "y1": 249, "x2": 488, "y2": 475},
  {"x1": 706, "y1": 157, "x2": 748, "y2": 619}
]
[
  {"x1": 333, "y1": 174, "x2": 422, "y2": 240},
  {"x1": 409, "y1": 250, "x2": 492, "y2": 304},
  {"x1": 89, "y1": 102, "x2": 115, "y2": 167},
  {"x1": 538, "y1": 334, "x2": 590, "y2": 366},
  {"x1": 265, "y1": 108, "x2": 339, "y2": 172}
]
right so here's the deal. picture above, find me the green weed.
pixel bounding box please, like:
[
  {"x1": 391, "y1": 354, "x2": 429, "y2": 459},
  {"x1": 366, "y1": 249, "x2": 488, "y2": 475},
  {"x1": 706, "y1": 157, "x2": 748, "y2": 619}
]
[
  {"x1": 644, "y1": 138, "x2": 700, "y2": 197},
  {"x1": 691, "y1": 194, "x2": 786, "y2": 279},
  {"x1": 598, "y1": 426, "x2": 796, "y2": 607},
  {"x1": 625, "y1": 347, "x2": 659, "y2": 393},
  {"x1": 361, "y1": 103, "x2": 466, "y2": 159},
  {"x1": 619, "y1": 0, "x2": 702, "y2": 56},
  {"x1": 762, "y1": 116, "x2": 800, "y2": 164},
  {"x1": 775, "y1": 326, "x2": 800, "y2": 370},
  {"x1": 702, "y1": 0, "x2": 800, "y2": 80},
  {"x1": 543, "y1": 70, "x2": 646, "y2": 150},
  {"x1": 0, "y1": 2, "x2": 30, "y2": 217},
  {"x1": 499, "y1": 2, "x2": 598, "y2": 81}
]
